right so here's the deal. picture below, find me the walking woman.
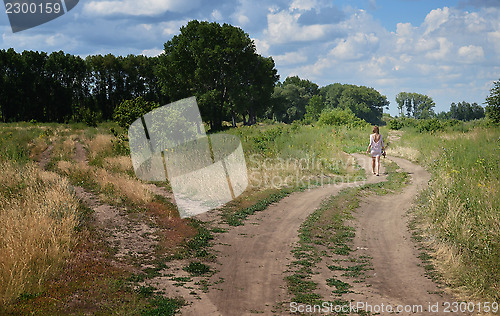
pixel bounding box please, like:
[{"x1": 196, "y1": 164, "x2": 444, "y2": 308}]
[{"x1": 366, "y1": 126, "x2": 385, "y2": 176}]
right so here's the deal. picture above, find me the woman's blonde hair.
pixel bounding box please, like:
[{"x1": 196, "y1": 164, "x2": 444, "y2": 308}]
[{"x1": 372, "y1": 126, "x2": 379, "y2": 134}]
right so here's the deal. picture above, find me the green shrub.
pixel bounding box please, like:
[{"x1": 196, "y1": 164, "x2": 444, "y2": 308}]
[
  {"x1": 72, "y1": 106, "x2": 101, "y2": 127},
  {"x1": 388, "y1": 118, "x2": 404, "y2": 130},
  {"x1": 317, "y1": 108, "x2": 367, "y2": 128},
  {"x1": 416, "y1": 118, "x2": 444, "y2": 133},
  {"x1": 113, "y1": 97, "x2": 160, "y2": 129}
]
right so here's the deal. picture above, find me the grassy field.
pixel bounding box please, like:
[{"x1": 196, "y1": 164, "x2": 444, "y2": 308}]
[
  {"x1": 387, "y1": 125, "x2": 500, "y2": 301},
  {"x1": 0, "y1": 120, "x2": 498, "y2": 313},
  {"x1": 0, "y1": 121, "x2": 361, "y2": 314}
]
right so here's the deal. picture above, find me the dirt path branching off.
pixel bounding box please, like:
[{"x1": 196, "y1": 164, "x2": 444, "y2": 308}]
[{"x1": 178, "y1": 154, "x2": 465, "y2": 315}]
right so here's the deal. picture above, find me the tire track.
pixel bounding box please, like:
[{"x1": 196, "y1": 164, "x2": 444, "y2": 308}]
[{"x1": 181, "y1": 154, "x2": 386, "y2": 315}]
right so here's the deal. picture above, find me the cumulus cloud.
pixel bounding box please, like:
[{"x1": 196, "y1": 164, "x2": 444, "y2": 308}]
[
  {"x1": 83, "y1": 0, "x2": 201, "y2": 16},
  {"x1": 264, "y1": 9, "x2": 335, "y2": 44},
  {"x1": 140, "y1": 48, "x2": 163, "y2": 56},
  {"x1": 273, "y1": 50, "x2": 308, "y2": 65},
  {"x1": 458, "y1": 45, "x2": 485, "y2": 62},
  {"x1": 329, "y1": 32, "x2": 379, "y2": 61},
  {"x1": 423, "y1": 7, "x2": 450, "y2": 35},
  {"x1": 290, "y1": 0, "x2": 318, "y2": 11},
  {"x1": 297, "y1": 6, "x2": 344, "y2": 25}
]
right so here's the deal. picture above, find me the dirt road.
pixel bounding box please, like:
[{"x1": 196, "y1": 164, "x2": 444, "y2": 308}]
[
  {"x1": 181, "y1": 154, "x2": 460, "y2": 315},
  {"x1": 182, "y1": 154, "x2": 384, "y2": 315},
  {"x1": 342, "y1": 156, "x2": 460, "y2": 315}
]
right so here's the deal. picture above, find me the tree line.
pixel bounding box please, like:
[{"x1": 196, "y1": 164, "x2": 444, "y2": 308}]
[
  {"x1": 0, "y1": 49, "x2": 162, "y2": 124},
  {"x1": 1, "y1": 20, "x2": 497, "y2": 128},
  {"x1": 0, "y1": 21, "x2": 389, "y2": 128}
]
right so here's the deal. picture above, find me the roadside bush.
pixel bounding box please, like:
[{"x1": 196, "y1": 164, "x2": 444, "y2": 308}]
[
  {"x1": 416, "y1": 118, "x2": 444, "y2": 133},
  {"x1": 388, "y1": 118, "x2": 404, "y2": 130},
  {"x1": 388, "y1": 117, "x2": 418, "y2": 130},
  {"x1": 72, "y1": 106, "x2": 101, "y2": 127},
  {"x1": 113, "y1": 97, "x2": 160, "y2": 130},
  {"x1": 317, "y1": 108, "x2": 367, "y2": 128}
]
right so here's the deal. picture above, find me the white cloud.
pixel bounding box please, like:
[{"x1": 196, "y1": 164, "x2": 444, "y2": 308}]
[
  {"x1": 83, "y1": 0, "x2": 201, "y2": 16},
  {"x1": 236, "y1": 14, "x2": 250, "y2": 25},
  {"x1": 160, "y1": 20, "x2": 188, "y2": 37},
  {"x1": 423, "y1": 7, "x2": 450, "y2": 35},
  {"x1": 140, "y1": 48, "x2": 163, "y2": 56},
  {"x1": 424, "y1": 37, "x2": 453, "y2": 60},
  {"x1": 273, "y1": 51, "x2": 308, "y2": 65},
  {"x1": 487, "y1": 31, "x2": 500, "y2": 53},
  {"x1": 329, "y1": 32, "x2": 379, "y2": 61},
  {"x1": 253, "y1": 38, "x2": 270, "y2": 56},
  {"x1": 212, "y1": 10, "x2": 223, "y2": 21},
  {"x1": 290, "y1": 0, "x2": 317, "y2": 11},
  {"x1": 264, "y1": 10, "x2": 334, "y2": 44},
  {"x1": 1, "y1": 32, "x2": 78, "y2": 52},
  {"x1": 458, "y1": 45, "x2": 485, "y2": 62}
]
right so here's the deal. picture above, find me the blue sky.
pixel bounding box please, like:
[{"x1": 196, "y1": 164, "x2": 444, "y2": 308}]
[{"x1": 1, "y1": 0, "x2": 499, "y2": 116}]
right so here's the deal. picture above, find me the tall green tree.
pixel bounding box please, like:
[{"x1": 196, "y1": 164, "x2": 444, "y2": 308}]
[
  {"x1": 396, "y1": 92, "x2": 435, "y2": 119},
  {"x1": 157, "y1": 20, "x2": 277, "y2": 130},
  {"x1": 319, "y1": 83, "x2": 388, "y2": 124},
  {"x1": 269, "y1": 76, "x2": 319, "y2": 123},
  {"x1": 304, "y1": 95, "x2": 325, "y2": 123},
  {"x1": 337, "y1": 85, "x2": 388, "y2": 123},
  {"x1": 321, "y1": 83, "x2": 344, "y2": 109},
  {"x1": 485, "y1": 78, "x2": 500, "y2": 124}
]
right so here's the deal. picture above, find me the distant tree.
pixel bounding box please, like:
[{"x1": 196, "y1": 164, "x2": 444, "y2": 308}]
[
  {"x1": 0, "y1": 48, "x2": 161, "y2": 123},
  {"x1": 271, "y1": 83, "x2": 308, "y2": 123},
  {"x1": 485, "y1": 79, "x2": 500, "y2": 124},
  {"x1": 304, "y1": 95, "x2": 325, "y2": 123},
  {"x1": 281, "y1": 76, "x2": 319, "y2": 96},
  {"x1": 436, "y1": 111, "x2": 451, "y2": 120},
  {"x1": 269, "y1": 76, "x2": 318, "y2": 123},
  {"x1": 395, "y1": 92, "x2": 435, "y2": 119},
  {"x1": 395, "y1": 92, "x2": 411, "y2": 117},
  {"x1": 321, "y1": 83, "x2": 344, "y2": 109},
  {"x1": 449, "y1": 101, "x2": 484, "y2": 121},
  {"x1": 338, "y1": 85, "x2": 388, "y2": 123},
  {"x1": 320, "y1": 83, "x2": 388, "y2": 124},
  {"x1": 113, "y1": 96, "x2": 160, "y2": 129},
  {"x1": 230, "y1": 55, "x2": 278, "y2": 126}
]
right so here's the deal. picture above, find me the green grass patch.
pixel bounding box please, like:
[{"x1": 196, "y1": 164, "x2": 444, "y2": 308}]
[
  {"x1": 398, "y1": 126, "x2": 500, "y2": 301},
  {"x1": 183, "y1": 261, "x2": 211, "y2": 276},
  {"x1": 141, "y1": 296, "x2": 185, "y2": 316}
]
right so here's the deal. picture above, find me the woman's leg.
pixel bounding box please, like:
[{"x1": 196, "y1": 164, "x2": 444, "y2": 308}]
[
  {"x1": 376, "y1": 156, "x2": 381, "y2": 176},
  {"x1": 371, "y1": 157, "x2": 376, "y2": 174}
]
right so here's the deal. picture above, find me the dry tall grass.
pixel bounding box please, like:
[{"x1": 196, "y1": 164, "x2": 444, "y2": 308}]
[
  {"x1": 93, "y1": 167, "x2": 154, "y2": 205},
  {"x1": 0, "y1": 161, "x2": 79, "y2": 304},
  {"x1": 88, "y1": 134, "x2": 114, "y2": 160},
  {"x1": 103, "y1": 156, "x2": 133, "y2": 173},
  {"x1": 56, "y1": 160, "x2": 153, "y2": 205}
]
